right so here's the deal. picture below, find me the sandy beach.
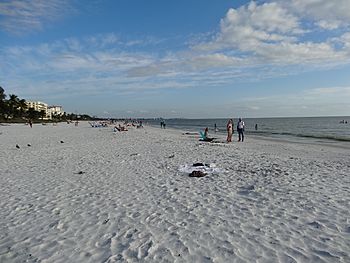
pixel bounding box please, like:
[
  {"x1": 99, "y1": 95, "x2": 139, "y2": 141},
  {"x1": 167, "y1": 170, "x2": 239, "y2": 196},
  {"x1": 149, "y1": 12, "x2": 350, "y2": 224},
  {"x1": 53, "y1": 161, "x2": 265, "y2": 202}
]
[{"x1": 0, "y1": 122, "x2": 349, "y2": 262}]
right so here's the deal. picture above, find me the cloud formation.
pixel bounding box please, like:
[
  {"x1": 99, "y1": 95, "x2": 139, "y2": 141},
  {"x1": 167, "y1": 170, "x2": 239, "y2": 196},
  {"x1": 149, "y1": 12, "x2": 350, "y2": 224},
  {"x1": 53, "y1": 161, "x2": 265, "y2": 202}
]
[
  {"x1": 195, "y1": 1, "x2": 349, "y2": 66},
  {"x1": 0, "y1": 0, "x2": 72, "y2": 34},
  {"x1": 1, "y1": 1, "x2": 350, "y2": 116},
  {"x1": 286, "y1": 0, "x2": 350, "y2": 29}
]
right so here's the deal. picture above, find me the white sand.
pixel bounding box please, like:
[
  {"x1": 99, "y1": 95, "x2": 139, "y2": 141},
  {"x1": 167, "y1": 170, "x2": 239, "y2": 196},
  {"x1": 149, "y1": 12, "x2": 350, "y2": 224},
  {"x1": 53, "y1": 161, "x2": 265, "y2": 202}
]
[{"x1": 0, "y1": 122, "x2": 349, "y2": 262}]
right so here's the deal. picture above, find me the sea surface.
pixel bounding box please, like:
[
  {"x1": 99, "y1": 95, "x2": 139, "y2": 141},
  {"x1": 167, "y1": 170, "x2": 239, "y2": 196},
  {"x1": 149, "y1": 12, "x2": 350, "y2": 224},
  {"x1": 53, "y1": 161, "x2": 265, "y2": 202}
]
[{"x1": 147, "y1": 116, "x2": 350, "y2": 145}]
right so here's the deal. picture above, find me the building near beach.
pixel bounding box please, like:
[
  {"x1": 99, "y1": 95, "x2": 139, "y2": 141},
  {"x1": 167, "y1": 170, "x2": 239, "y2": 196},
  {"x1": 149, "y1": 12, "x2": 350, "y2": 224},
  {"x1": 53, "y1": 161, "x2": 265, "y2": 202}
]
[
  {"x1": 26, "y1": 101, "x2": 49, "y2": 119},
  {"x1": 48, "y1": 105, "x2": 64, "y2": 118},
  {"x1": 26, "y1": 101, "x2": 64, "y2": 119},
  {"x1": 26, "y1": 101, "x2": 48, "y2": 113}
]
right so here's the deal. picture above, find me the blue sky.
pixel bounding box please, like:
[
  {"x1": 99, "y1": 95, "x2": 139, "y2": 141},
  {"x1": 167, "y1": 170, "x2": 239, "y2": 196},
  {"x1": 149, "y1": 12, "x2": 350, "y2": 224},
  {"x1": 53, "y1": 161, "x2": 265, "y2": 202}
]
[{"x1": 1, "y1": 0, "x2": 350, "y2": 118}]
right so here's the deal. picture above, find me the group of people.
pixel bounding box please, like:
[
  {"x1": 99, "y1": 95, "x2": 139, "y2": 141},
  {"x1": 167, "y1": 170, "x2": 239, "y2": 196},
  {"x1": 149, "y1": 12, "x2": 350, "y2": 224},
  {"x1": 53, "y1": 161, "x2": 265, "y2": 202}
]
[
  {"x1": 202, "y1": 118, "x2": 245, "y2": 143},
  {"x1": 114, "y1": 124, "x2": 128, "y2": 132},
  {"x1": 226, "y1": 118, "x2": 245, "y2": 143}
]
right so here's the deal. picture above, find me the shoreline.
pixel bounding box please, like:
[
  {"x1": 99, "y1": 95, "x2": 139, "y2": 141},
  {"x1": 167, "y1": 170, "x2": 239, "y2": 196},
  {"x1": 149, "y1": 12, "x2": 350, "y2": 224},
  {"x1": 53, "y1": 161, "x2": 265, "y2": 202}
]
[
  {"x1": 151, "y1": 124, "x2": 350, "y2": 151},
  {"x1": 146, "y1": 116, "x2": 350, "y2": 145}
]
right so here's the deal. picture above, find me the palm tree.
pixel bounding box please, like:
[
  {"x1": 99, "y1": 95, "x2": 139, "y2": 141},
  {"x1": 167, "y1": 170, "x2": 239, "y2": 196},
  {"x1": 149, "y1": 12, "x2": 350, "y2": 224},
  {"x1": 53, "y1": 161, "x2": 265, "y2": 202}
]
[
  {"x1": 40, "y1": 110, "x2": 46, "y2": 120},
  {"x1": 27, "y1": 107, "x2": 40, "y2": 120},
  {"x1": 0, "y1": 86, "x2": 5, "y2": 101},
  {"x1": 18, "y1": 99, "x2": 27, "y2": 117},
  {"x1": 8, "y1": 94, "x2": 20, "y2": 118},
  {"x1": 0, "y1": 86, "x2": 6, "y2": 119}
]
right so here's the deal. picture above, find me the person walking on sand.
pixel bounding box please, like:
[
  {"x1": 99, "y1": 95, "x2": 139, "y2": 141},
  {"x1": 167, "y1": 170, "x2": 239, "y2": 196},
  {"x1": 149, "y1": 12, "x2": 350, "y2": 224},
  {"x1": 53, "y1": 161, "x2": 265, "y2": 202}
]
[
  {"x1": 29, "y1": 119, "x2": 32, "y2": 128},
  {"x1": 226, "y1": 119, "x2": 233, "y2": 142},
  {"x1": 237, "y1": 118, "x2": 245, "y2": 142}
]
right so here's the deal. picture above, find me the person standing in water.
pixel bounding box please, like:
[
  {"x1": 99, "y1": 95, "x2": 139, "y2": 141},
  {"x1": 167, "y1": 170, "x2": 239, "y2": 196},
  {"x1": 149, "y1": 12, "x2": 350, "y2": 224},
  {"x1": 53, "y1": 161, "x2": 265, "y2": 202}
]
[
  {"x1": 226, "y1": 119, "x2": 233, "y2": 142},
  {"x1": 237, "y1": 118, "x2": 245, "y2": 142}
]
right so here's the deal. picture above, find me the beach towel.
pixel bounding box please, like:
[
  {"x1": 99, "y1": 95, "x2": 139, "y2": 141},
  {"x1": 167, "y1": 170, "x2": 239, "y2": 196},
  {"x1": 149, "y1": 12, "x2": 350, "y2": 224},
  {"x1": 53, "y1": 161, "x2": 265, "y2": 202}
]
[{"x1": 178, "y1": 163, "x2": 224, "y2": 175}]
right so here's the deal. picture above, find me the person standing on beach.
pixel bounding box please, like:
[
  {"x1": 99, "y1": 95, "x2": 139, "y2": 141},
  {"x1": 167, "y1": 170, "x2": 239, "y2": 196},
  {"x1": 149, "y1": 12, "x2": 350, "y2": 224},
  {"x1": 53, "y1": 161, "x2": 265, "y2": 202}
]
[
  {"x1": 226, "y1": 119, "x2": 233, "y2": 142},
  {"x1": 237, "y1": 118, "x2": 245, "y2": 142},
  {"x1": 29, "y1": 119, "x2": 32, "y2": 128}
]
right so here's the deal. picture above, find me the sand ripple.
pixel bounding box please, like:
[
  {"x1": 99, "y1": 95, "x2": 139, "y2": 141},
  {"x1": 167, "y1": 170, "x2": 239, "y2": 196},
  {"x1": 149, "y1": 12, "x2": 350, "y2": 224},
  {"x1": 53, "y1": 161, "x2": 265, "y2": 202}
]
[{"x1": 0, "y1": 123, "x2": 349, "y2": 262}]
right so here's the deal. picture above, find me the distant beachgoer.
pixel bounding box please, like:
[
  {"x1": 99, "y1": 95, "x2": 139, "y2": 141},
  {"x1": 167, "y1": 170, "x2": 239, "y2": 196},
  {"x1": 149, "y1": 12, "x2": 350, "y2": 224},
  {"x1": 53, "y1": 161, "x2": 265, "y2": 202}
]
[
  {"x1": 75, "y1": 121, "x2": 79, "y2": 126},
  {"x1": 255, "y1": 123, "x2": 258, "y2": 130},
  {"x1": 117, "y1": 124, "x2": 128, "y2": 131},
  {"x1": 204, "y1": 127, "x2": 209, "y2": 138},
  {"x1": 200, "y1": 127, "x2": 214, "y2": 142},
  {"x1": 237, "y1": 118, "x2": 245, "y2": 142},
  {"x1": 163, "y1": 122, "x2": 166, "y2": 129},
  {"x1": 29, "y1": 119, "x2": 32, "y2": 128},
  {"x1": 226, "y1": 119, "x2": 233, "y2": 142},
  {"x1": 160, "y1": 121, "x2": 163, "y2": 128},
  {"x1": 214, "y1": 123, "x2": 217, "y2": 133},
  {"x1": 137, "y1": 120, "x2": 143, "y2": 128}
]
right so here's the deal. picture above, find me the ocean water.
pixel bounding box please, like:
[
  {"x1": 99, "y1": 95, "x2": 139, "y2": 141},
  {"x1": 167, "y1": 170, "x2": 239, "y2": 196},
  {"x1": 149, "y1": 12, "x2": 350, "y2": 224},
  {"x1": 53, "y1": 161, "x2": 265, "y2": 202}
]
[{"x1": 147, "y1": 116, "x2": 350, "y2": 145}]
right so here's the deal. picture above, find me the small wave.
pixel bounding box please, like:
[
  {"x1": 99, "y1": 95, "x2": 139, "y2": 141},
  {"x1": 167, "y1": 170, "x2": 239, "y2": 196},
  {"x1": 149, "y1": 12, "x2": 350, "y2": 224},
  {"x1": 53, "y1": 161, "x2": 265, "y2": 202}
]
[
  {"x1": 295, "y1": 134, "x2": 350, "y2": 142},
  {"x1": 248, "y1": 131, "x2": 350, "y2": 142}
]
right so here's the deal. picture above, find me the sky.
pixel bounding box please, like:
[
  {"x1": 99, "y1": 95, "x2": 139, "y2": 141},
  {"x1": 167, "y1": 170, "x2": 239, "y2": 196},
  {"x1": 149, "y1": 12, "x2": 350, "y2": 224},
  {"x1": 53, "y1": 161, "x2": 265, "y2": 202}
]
[{"x1": 1, "y1": 0, "x2": 350, "y2": 118}]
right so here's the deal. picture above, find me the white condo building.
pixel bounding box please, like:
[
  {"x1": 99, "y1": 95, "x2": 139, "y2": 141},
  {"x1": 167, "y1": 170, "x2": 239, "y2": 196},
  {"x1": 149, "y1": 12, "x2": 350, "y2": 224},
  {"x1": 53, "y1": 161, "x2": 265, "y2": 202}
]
[
  {"x1": 26, "y1": 101, "x2": 48, "y2": 112},
  {"x1": 26, "y1": 101, "x2": 64, "y2": 119},
  {"x1": 48, "y1": 105, "x2": 64, "y2": 118}
]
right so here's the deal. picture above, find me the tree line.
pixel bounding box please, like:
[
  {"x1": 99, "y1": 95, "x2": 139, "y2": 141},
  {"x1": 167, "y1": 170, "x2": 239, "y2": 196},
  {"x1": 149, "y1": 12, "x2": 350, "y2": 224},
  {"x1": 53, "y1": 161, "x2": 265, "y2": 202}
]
[{"x1": 0, "y1": 86, "x2": 94, "y2": 122}]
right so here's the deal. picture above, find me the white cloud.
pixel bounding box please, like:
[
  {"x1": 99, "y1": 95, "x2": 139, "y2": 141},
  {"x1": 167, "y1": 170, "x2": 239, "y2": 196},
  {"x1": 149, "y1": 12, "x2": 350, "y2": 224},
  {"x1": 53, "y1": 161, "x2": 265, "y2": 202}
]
[
  {"x1": 231, "y1": 2, "x2": 302, "y2": 34},
  {"x1": 306, "y1": 86, "x2": 350, "y2": 95},
  {"x1": 316, "y1": 20, "x2": 341, "y2": 30},
  {"x1": 0, "y1": 0, "x2": 72, "y2": 34},
  {"x1": 194, "y1": 1, "x2": 350, "y2": 67},
  {"x1": 336, "y1": 33, "x2": 350, "y2": 51},
  {"x1": 197, "y1": 2, "x2": 302, "y2": 51},
  {"x1": 186, "y1": 53, "x2": 244, "y2": 70},
  {"x1": 286, "y1": 0, "x2": 350, "y2": 29}
]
